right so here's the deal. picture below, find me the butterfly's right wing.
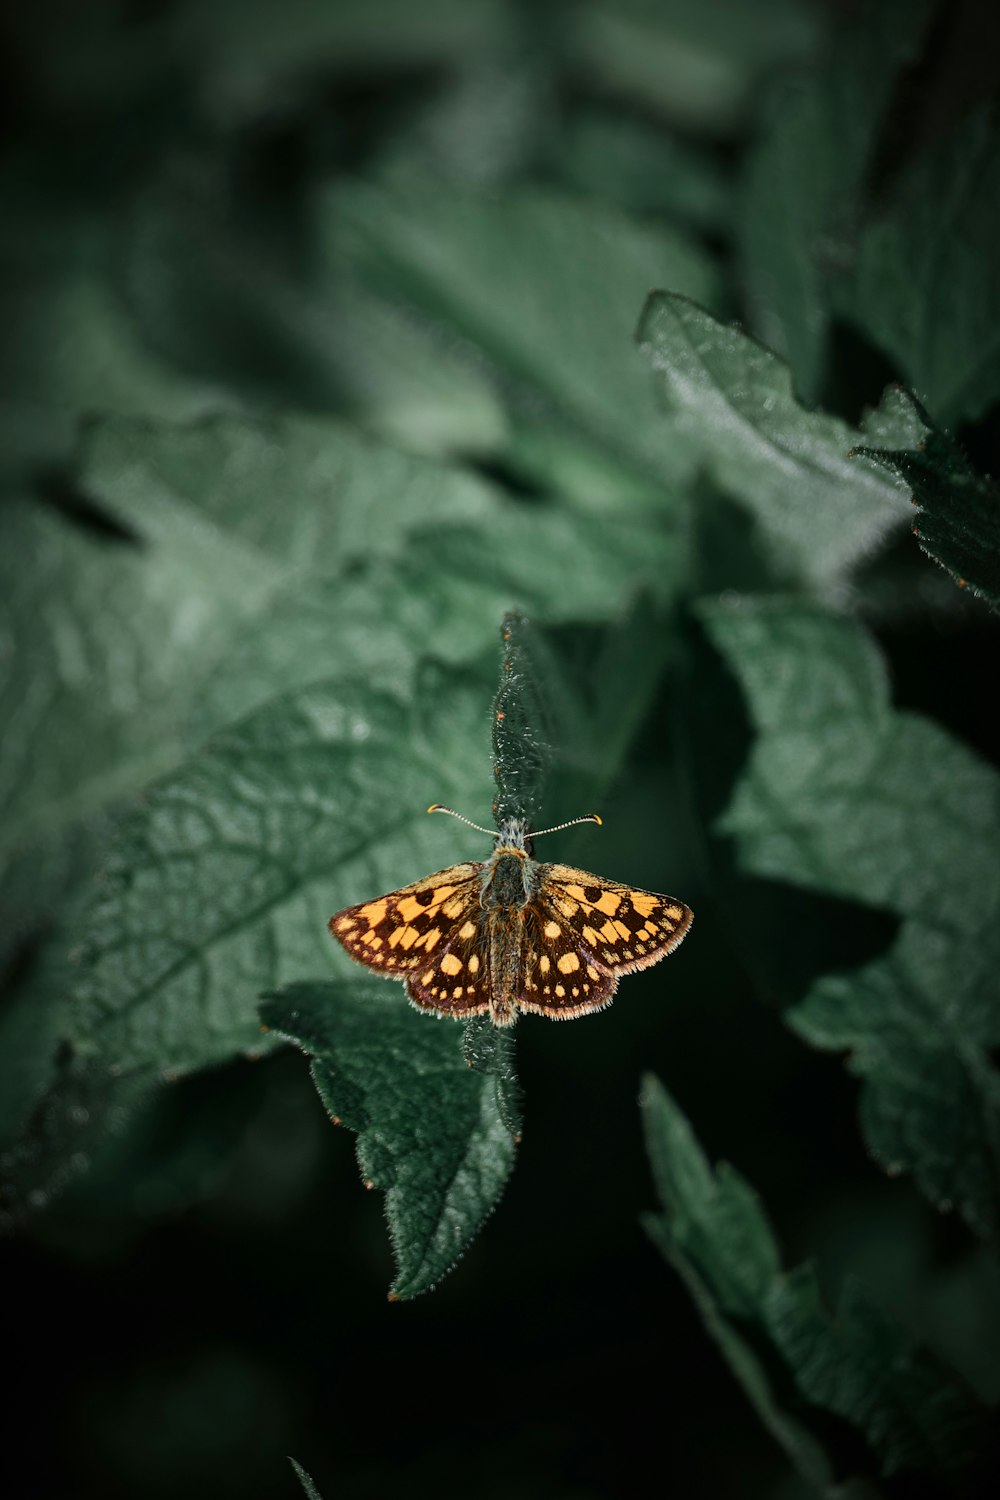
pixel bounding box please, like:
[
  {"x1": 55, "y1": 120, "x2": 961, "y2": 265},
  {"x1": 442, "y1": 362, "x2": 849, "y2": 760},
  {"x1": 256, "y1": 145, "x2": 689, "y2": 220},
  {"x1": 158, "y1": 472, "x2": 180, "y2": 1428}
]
[
  {"x1": 329, "y1": 862, "x2": 482, "y2": 978},
  {"x1": 517, "y1": 863, "x2": 692, "y2": 1020}
]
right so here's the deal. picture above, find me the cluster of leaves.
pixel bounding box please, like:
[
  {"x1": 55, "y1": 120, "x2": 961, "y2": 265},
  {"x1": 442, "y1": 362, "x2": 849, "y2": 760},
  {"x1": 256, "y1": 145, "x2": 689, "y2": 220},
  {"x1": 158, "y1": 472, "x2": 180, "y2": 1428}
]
[{"x1": 3, "y1": 0, "x2": 1000, "y2": 1495}]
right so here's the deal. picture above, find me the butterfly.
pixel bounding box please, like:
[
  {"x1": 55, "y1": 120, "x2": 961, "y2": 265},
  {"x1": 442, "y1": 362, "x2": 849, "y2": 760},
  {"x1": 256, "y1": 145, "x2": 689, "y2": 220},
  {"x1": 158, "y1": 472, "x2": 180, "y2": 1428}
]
[{"x1": 328, "y1": 806, "x2": 693, "y2": 1027}]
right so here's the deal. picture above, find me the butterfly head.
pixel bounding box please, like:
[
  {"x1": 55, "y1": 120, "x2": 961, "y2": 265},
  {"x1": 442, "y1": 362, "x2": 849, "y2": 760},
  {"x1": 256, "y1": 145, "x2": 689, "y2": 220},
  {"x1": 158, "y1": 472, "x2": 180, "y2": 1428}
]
[
  {"x1": 427, "y1": 805, "x2": 602, "y2": 858},
  {"x1": 493, "y1": 816, "x2": 533, "y2": 859}
]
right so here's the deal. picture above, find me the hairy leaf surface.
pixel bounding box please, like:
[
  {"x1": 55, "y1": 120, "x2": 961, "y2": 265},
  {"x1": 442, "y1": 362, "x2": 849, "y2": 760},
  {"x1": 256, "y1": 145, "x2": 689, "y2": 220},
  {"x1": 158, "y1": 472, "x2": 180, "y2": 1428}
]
[
  {"x1": 699, "y1": 598, "x2": 1000, "y2": 1236},
  {"x1": 642, "y1": 1075, "x2": 980, "y2": 1483},
  {"x1": 263, "y1": 984, "x2": 519, "y2": 1299},
  {"x1": 637, "y1": 294, "x2": 925, "y2": 585}
]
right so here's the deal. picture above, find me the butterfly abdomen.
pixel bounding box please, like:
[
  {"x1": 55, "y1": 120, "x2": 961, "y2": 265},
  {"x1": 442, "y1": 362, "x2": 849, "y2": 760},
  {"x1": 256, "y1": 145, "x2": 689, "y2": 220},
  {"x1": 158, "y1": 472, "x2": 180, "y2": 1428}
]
[{"x1": 480, "y1": 849, "x2": 536, "y2": 1026}]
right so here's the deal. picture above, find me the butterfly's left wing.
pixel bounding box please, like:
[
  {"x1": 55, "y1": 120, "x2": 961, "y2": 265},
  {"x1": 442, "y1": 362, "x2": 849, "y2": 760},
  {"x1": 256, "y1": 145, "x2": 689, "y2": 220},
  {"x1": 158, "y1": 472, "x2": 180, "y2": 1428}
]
[
  {"x1": 517, "y1": 862, "x2": 693, "y2": 1020},
  {"x1": 329, "y1": 862, "x2": 482, "y2": 977}
]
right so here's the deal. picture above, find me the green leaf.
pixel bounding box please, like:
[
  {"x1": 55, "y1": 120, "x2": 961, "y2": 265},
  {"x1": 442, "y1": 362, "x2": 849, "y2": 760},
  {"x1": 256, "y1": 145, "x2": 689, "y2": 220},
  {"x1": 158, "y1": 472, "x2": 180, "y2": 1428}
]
[
  {"x1": 2, "y1": 490, "x2": 679, "y2": 1213},
  {"x1": 768, "y1": 1268, "x2": 981, "y2": 1477},
  {"x1": 289, "y1": 1458, "x2": 324, "y2": 1500},
  {"x1": 642, "y1": 1074, "x2": 980, "y2": 1485},
  {"x1": 263, "y1": 983, "x2": 519, "y2": 1299},
  {"x1": 855, "y1": 406, "x2": 1000, "y2": 611},
  {"x1": 739, "y1": 1, "x2": 932, "y2": 404},
  {"x1": 324, "y1": 183, "x2": 724, "y2": 491},
  {"x1": 1, "y1": 412, "x2": 499, "y2": 902},
  {"x1": 492, "y1": 613, "x2": 553, "y2": 827},
  {"x1": 698, "y1": 597, "x2": 1000, "y2": 1237},
  {"x1": 636, "y1": 294, "x2": 926, "y2": 586},
  {"x1": 844, "y1": 106, "x2": 1000, "y2": 427},
  {"x1": 0, "y1": 416, "x2": 519, "y2": 1144}
]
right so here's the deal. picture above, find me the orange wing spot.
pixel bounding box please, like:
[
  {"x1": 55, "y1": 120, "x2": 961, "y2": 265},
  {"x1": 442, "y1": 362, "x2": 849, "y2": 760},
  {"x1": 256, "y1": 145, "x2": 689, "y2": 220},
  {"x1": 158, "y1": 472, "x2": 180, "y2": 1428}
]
[
  {"x1": 555, "y1": 984, "x2": 566, "y2": 997},
  {"x1": 587, "y1": 965, "x2": 600, "y2": 981},
  {"x1": 544, "y1": 921, "x2": 561, "y2": 939},
  {"x1": 540, "y1": 955, "x2": 551, "y2": 974},
  {"x1": 600, "y1": 920, "x2": 619, "y2": 943},
  {"x1": 468, "y1": 953, "x2": 480, "y2": 974},
  {"x1": 442, "y1": 898, "x2": 465, "y2": 918},
  {"x1": 666, "y1": 905, "x2": 684, "y2": 921},
  {"x1": 583, "y1": 926, "x2": 600, "y2": 947},
  {"x1": 459, "y1": 920, "x2": 476, "y2": 940},
  {"x1": 333, "y1": 915, "x2": 355, "y2": 931},
  {"x1": 421, "y1": 928, "x2": 442, "y2": 952},
  {"x1": 594, "y1": 891, "x2": 621, "y2": 916},
  {"x1": 613, "y1": 919, "x2": 631, "y2": 941},
  {"x1": 631, "y1": 893, "x2": 659, "y2": 918},
  {"x1": 398, "y1": 926, "x2": 420, "y2": 950},
  {"x1": 453, "y1": 987, "x2": 463, "y2": 999},
  {"x1": 565, "y1": 885, "x2": 587, "y2": 902},
  {"x1": 440, "y1": 952, "x2": 463, "y2": 976},
  {"x1": 557, "y1": 951, "x2": 580, "y2": 974},
  {"x1": 359, "y1": 899, "x2": 388, "y2": 925}
]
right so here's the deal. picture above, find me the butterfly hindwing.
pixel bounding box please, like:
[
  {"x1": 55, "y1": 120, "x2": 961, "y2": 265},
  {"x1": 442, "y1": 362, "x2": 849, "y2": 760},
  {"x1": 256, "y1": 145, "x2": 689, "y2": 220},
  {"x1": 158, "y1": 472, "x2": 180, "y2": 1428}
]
[
  {"x1": 536, "y1": 863, "x2": 694, "y2": 975},
  {"x1": 404, "y1": 918, "x2": 493, "y2": 1019},
  {"x1": 329, "y1": 862, "x2": 483, "y2": 977},
  {"x1": 517, "y1": 905, "x2": 617, "y2": 1020}
]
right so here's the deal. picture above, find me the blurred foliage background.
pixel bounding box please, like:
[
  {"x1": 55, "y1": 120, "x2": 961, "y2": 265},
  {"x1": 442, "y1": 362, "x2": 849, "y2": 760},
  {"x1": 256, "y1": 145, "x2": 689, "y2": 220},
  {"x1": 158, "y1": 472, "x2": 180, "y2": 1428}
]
[{"x1": 2, "y1": 0, "x2": 1000, "y2": 1496}]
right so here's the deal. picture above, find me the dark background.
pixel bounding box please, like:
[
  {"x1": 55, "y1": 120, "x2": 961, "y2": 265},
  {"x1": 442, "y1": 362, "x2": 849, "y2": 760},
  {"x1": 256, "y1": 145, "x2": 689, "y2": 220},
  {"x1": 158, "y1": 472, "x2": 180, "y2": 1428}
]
[{"x1": 3, "y1": 2, "x2": 1000, "y2": 1498}]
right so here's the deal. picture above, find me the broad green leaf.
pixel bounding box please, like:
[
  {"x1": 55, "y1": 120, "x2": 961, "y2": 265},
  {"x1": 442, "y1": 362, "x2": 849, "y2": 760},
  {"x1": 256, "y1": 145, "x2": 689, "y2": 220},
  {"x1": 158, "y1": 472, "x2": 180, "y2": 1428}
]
[
  {"x1": 81, "y1": 411, "x2": 500, "y2": 573},
  {"x1": 698, "y1": 598, "x2": 1000, "y2": 1237},
  {"x1": 262, "y1": 983, "x2": 519, "y2": 1299},
  {"x1": 0, "y1": 414, "x2": 504, "y2": 957},
  {"x1": 856, "y1": 415, "x2": 1000, "y2": 610},
  {"x1": 636, "y1": 294, "x2": 927, "y2": 585},
  {"x1": 739, "y1": 1, "x2": 932, "y2": 404},
  {"x1": 642, "y1": 1074, "x2": 980, "y2": 1485},
  {"x1": 844, "y1": 106, "x2": 1000, "y2": 427},
  {"x1": 2, "y1": 415, "x2": 632, "y2": 1154},
  {"x1": 323, "y1": 183, "x2": 724, "y2": 491},
  {"x1": 289, "y1": 1458, "x2": 324, "y2": 1500},
  {"x1": 69, "y1": 664, "x2": 494, "y2": 1075},
  {"x1": 2, "y1": 498, "x2": 680, "y2": 1211}
]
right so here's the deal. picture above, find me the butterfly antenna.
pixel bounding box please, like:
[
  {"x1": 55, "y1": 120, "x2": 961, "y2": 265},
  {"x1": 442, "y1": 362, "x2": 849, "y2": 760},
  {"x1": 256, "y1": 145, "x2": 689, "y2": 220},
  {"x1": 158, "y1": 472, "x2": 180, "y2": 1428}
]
[
  {"x1": 427, "y1": 805, "x2": 497, "y2": 836},
  {"x1": 529, "y1": 814, "x2": 603, "y2": 838}
]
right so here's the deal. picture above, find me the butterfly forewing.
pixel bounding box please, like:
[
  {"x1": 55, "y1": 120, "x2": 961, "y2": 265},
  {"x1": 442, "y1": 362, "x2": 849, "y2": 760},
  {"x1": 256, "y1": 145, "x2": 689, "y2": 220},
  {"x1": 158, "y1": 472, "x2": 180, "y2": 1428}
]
[
  {"x1": 537, "y1": 863, "x2": 693, "y2": 975},
  {"x1": 329, "y1": 862, "x2": 482, "y2": 977}
]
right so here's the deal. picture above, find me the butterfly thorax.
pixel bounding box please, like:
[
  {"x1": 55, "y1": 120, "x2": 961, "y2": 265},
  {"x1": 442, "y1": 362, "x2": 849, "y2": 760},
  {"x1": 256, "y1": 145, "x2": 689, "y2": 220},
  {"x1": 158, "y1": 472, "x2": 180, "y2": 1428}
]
[{"x1": 477, "y1": 817, "x2": 534, "y2": 904}]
